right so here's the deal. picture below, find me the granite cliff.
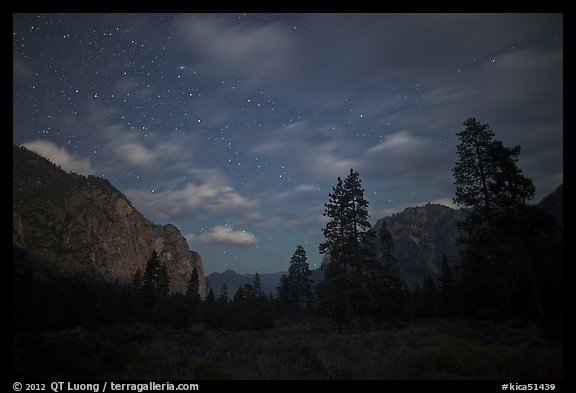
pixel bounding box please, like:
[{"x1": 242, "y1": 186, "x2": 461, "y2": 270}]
[
  {"x1": 13, "y1": 145, "x2": 205, "y2": 297},
  {"x1": 371, "y1": 204, "x2": 465, "y2": 287},
  {"x1": 372, "y1": 184, "x2": 562, "y2": 287}
]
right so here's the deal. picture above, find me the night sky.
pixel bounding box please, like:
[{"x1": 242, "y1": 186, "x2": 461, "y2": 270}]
[{"x1": 13, "y1": 13, "x2": 563, "y2": 275}]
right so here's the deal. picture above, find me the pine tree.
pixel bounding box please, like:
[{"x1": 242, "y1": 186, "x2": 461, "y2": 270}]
[
  {"x1": 204, "y1": 288, "x2": 217, "y2": 328},
  {"x1": 287, "y1": 245, "x2": 313, "y2": 317},
  {"x1": 185, "y1": 267, "x2": 201, "y2": 324},
  {"x1": 319, "y1": 170, "x2": 362, "y2": 332},
  {"x1": 142, "y1": 250, "x2": 169, "y2": 298},
  {"x1": 375, "y1": 220, "x2": 394, "y2": 264},
  {"x1": 370, "y1": 221, "x2": 405, "y2": 324},
  {"x1": 276, "y1": 274, "x2": 292, "y2": 317},
  {"x1": 319, "y1": 173, "x2": 353, "y2": 332},
  {"x1": 453, "y1": 117, "x2": 536, "y2": 232},
  {"x1": 219, "y1": 283, "x2": 229, "y2": 303},
  {"x1": 230, "y1": 283, "x2": 271, "y2": 330},
  {"x1": 252, "y1": 274, "x2": 272, "y2": 329},
  {"x1": 158, "y1": 264, "x2": 170, "y2": 298},
  {"x1": 230, "y1": 285, "x2": 248, "y2": 330},
  {"x1": 453, "y1": 117, "x2": 497, "y2": 218},
  {"x1": 216, "y1": 283, "x2": 230, "y2": 328},
  {"x1": 486, "y1": 140, "x2": 535, "y2": 212},
  {"x1": 186, "y1": 268, "x2": 200, "y2": 297},
  {"x1": 140, "y1": 250, "x2": 170, "y2": 325},
  {"x1": 187, "y1": 267, "x2": 200, "y2": 299},
  {"x1": 319, "y1": 169, "x2": 395, "y2": 332},
  {"x1": 319, "y1": 175, "x2": 348, "y2": 259},
  {"x1": 343, "y1": 169, "x2": 372, "y2": 245},
  {"x1": 253, "y1": 273, "x2": 263, "y2": 296},
  {"x1": 452, "y1": 117, "x2": 550, "y2": 322}
]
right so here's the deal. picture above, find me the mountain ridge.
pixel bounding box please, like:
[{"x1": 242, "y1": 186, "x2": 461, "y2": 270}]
[
  {"x1": 206, "y1": 269, "x2": 324, "y2": 297},
  {"x1": 13, "y1": 145, "x2": 206, "y2": 297}
]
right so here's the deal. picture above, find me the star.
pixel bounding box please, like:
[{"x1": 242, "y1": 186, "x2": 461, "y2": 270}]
[{"x1": 12, "y1": 13, "x2": 563, "y2": 275}]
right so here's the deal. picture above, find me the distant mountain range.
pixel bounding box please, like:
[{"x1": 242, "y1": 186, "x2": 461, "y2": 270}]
[
  {"x1": 207, "y1": 184, "x2": 563, "y2": 294},
  {"x1": 206, "y1": 268, "x2": 323, "y2": 297},
  {"x1": 206, "y1": 270, "x2": 284, "y2": 297},
  {"x1": 13, "y1": 145, "x2": 206, "y2": 297}
]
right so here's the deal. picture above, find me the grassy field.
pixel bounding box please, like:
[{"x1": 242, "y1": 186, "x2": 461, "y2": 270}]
[{"x1": 13, "y1": 319, "x2": 562, "y2": 380}]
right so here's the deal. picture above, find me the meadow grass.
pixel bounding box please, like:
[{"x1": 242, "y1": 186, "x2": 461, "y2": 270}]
[{"x1": 13, "y1": 319, "x2": 562, "y2": 380}]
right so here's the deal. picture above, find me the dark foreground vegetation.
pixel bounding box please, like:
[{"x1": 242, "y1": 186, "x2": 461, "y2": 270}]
[
  {"x1": 13, "y1": 319, "x2": 561, "y2": 380},
  {"x1": 12, "y1": 261, "x2": 563, "y2": 380}
]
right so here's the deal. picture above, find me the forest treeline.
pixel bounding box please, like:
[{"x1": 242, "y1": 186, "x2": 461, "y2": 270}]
[{"x1": 13, "y1": 118, "x2": 562, "y2": 334}]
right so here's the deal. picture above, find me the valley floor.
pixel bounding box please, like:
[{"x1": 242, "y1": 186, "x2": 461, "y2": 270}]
[{"x1": 13, "y1": 319, "x2": 562, "y2": 380}]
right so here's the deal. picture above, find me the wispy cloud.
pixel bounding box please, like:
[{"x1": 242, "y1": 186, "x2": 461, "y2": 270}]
[
  {"x1": 176, "y1": 14, "x2": 296, "y2": 89},
  {"x1": 273, "y1": 184, "x2": 321, "y2": 203},
  {"x1": 115, "y1": 78, "x2": 154, "y2": 100},
  {"x1": 126, "y1": 181, "x2": 257, "y2": 221},
  {"x1": 187, "y1": 225, "x2": 257, "y2": 247},
  {"x1": 21, "y1": 140, "x2": 94, "y2": 176},
  {"x1": 13, "y1": 55, "x2": 34, "y2": 79},
  {"x1": 43, "y1": 102, "x2": 263, "y2": 225},
  {"x1": 253, "y1": 121, "x2": 362, "y2": 180}
]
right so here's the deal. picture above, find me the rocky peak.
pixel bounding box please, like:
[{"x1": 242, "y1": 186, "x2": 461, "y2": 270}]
[
  {"x1": 373, "y1": 186, "x2": 563, "y2": 288},
  {"x1": 373, "y1": 203, "x2": 466, "y2": 287},
  {"x1": 12, "y1": 145, "x2": 206, "y2": 298}
]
